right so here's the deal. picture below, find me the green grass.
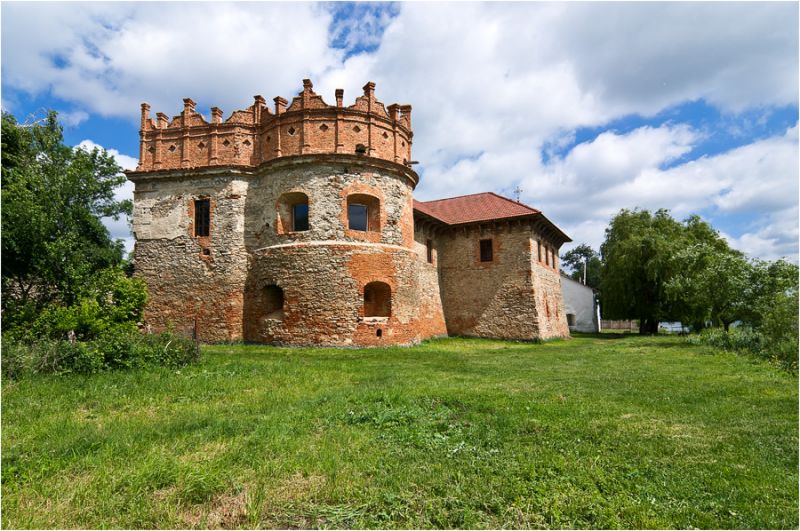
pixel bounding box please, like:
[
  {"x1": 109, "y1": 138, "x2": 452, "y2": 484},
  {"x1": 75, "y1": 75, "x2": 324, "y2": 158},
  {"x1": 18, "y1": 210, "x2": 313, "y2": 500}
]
[{"x1": 2, "y1": 335, "x2": 797, "y2": 529}]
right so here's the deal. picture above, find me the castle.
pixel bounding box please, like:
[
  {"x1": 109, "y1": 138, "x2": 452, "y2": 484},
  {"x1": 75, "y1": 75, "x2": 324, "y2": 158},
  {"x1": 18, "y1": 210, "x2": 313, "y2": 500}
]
[{"x1": 126, "y1": 80, "x2": 571, "y2": 346}]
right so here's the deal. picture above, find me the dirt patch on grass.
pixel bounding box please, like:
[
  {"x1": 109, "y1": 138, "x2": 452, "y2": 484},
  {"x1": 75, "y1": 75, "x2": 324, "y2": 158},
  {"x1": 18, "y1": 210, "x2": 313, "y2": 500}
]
[{"x1": 181, "y1": 489, "x2": 248, "y2": 529}]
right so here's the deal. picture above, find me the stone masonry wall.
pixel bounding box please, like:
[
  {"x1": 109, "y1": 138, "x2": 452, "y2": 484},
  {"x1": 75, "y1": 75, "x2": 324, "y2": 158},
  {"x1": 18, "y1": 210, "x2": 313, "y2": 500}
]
[
  {"x1": 132, "y1": 174, "x2": 249, "y2": 341},
  {"x1": 436, "y1": 221, "x2": 570, "y2": 340},
  {"x1": 131, "y1": 156, "x2": 447, "y2": 346}
]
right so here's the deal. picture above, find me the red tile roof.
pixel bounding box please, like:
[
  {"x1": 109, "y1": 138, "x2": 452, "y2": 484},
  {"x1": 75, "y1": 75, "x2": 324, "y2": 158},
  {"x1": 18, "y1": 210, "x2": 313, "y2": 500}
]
[{"x1": 413, "y1": 192, "x2": 540, "y2": 225}]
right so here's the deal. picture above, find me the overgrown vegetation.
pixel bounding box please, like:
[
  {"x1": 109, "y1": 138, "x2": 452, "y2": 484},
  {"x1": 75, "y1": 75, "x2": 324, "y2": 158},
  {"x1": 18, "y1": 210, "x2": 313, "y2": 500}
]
[
  {"x1": 2, "y1": 330, "x2": 199, "y2": 379},
  {"x1": 1, "y1": 111, "x2": 198, "y2": 376},
  {"x1": 565, "y1": 209, "x2": 798, "y2": 370},
  {"x1": 2, "y1": 336, "x2": 796, "y2": 529}
]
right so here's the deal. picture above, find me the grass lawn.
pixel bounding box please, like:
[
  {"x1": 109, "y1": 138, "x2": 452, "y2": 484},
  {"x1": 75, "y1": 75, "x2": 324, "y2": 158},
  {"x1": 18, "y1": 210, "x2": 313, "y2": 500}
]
[{"x1": 2, "y1": 334, "x2": 797, "y2": 529}]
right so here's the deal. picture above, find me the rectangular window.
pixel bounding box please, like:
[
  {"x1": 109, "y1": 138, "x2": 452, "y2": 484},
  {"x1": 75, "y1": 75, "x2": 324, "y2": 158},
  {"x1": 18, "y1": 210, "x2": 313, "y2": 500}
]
[
  {"x1": 292, "y1": 203, "x2": 309, "y2": 231},
  {"x1": 480, "y1": 239, "x2": 493, "y2": 262},
  {"x1": 348, "y1": 203, "x2": 368, "y2": 231},
  {"x1": 426, "y1": 239, "x2": 433, "y2": 263},
  {"x1": 552, "y1": 249, "x2": 557, "y2": 270},
  {"x1": 545, "y1": 246, "x2": 550, "y2": 266},
  {"x1": 194, "y1": 199, "x2": 210, "y2": 237},
  {"x1": 537, "y1": 240, "x2": 542, "y2": 262}
]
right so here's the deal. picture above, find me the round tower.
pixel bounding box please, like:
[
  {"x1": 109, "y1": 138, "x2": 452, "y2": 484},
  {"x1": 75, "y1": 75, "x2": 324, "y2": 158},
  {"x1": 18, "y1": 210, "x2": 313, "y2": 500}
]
[{"x1": 128, "y1": 80, "x2": 447, "y2": 346}]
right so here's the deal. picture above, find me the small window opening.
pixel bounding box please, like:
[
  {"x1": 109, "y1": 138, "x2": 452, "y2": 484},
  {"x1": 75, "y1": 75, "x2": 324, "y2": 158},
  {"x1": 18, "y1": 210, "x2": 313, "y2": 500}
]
[
  {"x1": 195, "y1": 199, "x2": 210, "y2": 237},
  {"x1": 426, "y1": 239, "x2": 433, "y2": 263},
  {"x1": 355, "y1": 143, "x2": 367, "y2": 155},
  {"x1": 364, "y1": 281, "x2": 391, "y2": 317},
  {"x1": 545, "y1": 246, "x2": 550, "y2": 266},
  {"x1": 537, "y1": 240, "x2": 542, "y2": 262},
  {"x1": 376, "y1": 329, "x2": 383, "y2": 338},
  {"x1": 202, "y1": 248, "x2": 211, "y2": 256},
  {"x1": 480, "y1": 239, "x2": 493, "y2": 262},
  {"x1": 348, "y1": 203, "x2": 369, "y2": 231},
  {"x1": 264, "y1": 285, "x2": 284, "y2": 320},
  {"x1": 292, "y1": 202, "x2": 309, "y2": 231},
  {"x1": 567, "y1": 314, "x2": 576, "y2": 327}
]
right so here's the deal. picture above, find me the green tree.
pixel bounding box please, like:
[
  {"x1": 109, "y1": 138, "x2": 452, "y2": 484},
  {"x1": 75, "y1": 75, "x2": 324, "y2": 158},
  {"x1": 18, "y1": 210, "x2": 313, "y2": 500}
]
[
  {"x1": 561, "y1": 243, "x2": 602, "y2": 288},
  {"x1": 666, "y1": 243, "x2": 751, "y2": 331},
  {"x1": 600, "y1": 209, "x2": 686, "y2": 334},
  {"x1": 1, "y1": 111, "x2": 132, "y2": 329}
]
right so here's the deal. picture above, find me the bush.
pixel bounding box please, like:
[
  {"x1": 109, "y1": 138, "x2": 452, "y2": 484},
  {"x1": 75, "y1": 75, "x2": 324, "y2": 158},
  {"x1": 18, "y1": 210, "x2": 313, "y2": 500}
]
[
  {"x1": 2, "y1": 329, "x2": 199, "y2": 379},
  {"x1": 759, "y1": 291, "x2": 799, "y2": 372},
  {"x1": 689, "y1": 323, "x2": 797, "y2": 373}
]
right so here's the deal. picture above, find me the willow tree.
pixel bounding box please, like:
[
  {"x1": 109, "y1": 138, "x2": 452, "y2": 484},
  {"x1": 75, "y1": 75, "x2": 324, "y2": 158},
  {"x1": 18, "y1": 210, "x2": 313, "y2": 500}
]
[{"x1": 600, "y1": 209, "x2": 686, "y2": 334}]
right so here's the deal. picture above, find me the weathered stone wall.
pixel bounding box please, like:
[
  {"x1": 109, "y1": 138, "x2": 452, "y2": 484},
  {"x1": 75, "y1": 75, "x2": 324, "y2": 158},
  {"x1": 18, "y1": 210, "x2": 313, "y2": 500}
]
[
  {"x1": 132, "y1": 174, "x2": 250, "y2": 341},
  {"x1": 131, "y1": 155, "x2": 447, "y2": 346},
  {"x1": 436, "y1": 222, "x2": 570, "y2": 340},
  {"x1": 242, "y1": 158, "x2": 416, "y2": 251},
  {"x1": 244, "y1": 243, "x2": 446, "y2": 346}
]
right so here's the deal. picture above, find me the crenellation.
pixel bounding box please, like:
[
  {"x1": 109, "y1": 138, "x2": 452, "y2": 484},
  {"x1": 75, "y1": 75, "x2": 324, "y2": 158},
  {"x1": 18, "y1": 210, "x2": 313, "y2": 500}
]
[{"x1": 133, "y1": 80, "x2": 413, "y2": 173}]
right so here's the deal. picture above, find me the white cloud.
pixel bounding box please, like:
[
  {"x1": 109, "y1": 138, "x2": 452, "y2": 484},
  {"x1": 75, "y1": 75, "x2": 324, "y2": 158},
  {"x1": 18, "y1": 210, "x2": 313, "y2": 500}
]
[
  {"x1": 58, "y1": 110, "x2": 89, "y2": 127},
  {"x1": 2, "y1": 3, "x2": 341, "y2": 118},
  {"x1": 2, "y1": 3, "x2": 797, "y2": 261},
  {"x1": 538, "y1": 123, "x2": 798, "y2": 262}
]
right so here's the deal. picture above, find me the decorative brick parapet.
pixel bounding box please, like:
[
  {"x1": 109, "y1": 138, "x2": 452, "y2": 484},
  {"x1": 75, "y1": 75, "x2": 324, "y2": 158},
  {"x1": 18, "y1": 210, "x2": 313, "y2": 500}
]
[{"x1": 135, "y1": 80, "x2": 413, "y2": 172}]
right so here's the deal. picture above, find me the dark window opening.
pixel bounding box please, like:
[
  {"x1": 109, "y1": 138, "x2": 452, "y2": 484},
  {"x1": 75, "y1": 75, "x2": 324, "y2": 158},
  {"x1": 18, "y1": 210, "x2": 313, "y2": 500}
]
[
  {"x1": 348, "y1": 203, "x2": 369, "y2": 231},
  {"x1": 426, "y1": 239, "x2": 433, "y2": 263},
  {"x1": 292, "y1": 203, "x2": 309, "y2": 231},
  {"x1": 202, "y1": 248, "x2": 211, "y2": 256},
  {"x1": 264, "y1": 285, "x2": 284, "y2": 319},
  {"x1": 364, "y1": 281, "x2": 391, "y2": 317},
  {"x1": 355, "y1": 144, "x2": 367, "y2": 155},
  {"x1": 567, "y1": 313, "x2": 576, "y2": 327},
  {"x1": 376, "y1": 329, "x2": 383, "y2": 338},
  {"x1": 537, "y1": 240, "x2": 542, "y2": 262},
  {"x1": 545, "y1": 247, "x2": 550, "y2": 266},
  {"x1": 480, "y1": 239, "x2": 493, "y2": 262},
  {"x1": 195, "y1": 199, "x2": 210, "y2": 237}
]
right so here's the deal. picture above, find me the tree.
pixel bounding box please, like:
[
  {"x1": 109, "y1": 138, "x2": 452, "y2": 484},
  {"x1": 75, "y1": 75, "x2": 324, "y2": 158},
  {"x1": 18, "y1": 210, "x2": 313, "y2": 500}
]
[
  {"x1": 1, "y1": 111, "x2": 132, "y2": 330},
  {"x1": 561, "y1": 244, "x2": 602, "y2": 288},
  {"x1": 666, "y1": 243, "x2": 751, "y2": 331},
  {"x1": 600, "y1": 209, "x2": 687, "y2": 334}
]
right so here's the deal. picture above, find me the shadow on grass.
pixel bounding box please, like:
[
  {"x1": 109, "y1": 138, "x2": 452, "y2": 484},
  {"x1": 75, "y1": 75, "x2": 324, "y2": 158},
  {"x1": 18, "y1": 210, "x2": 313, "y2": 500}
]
[{"x1": 571, "y1": 332, "x2": 637, "y2": 340}]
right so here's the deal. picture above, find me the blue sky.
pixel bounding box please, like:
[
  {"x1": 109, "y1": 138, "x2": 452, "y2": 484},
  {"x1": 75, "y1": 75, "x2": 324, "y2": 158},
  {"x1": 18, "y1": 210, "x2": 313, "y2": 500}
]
[{"x1": 2, "y1": 2, "x2": 798, "y2": 262}]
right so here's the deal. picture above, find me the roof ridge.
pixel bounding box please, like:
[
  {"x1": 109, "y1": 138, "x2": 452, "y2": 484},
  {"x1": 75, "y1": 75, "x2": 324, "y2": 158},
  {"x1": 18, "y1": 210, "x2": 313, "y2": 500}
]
[
  {"x1": 416, "y1": 191, "x2": 495, "y2": 204},
  {"x1": 485, "y1": 191, "x2": 540, "y2": 213}
]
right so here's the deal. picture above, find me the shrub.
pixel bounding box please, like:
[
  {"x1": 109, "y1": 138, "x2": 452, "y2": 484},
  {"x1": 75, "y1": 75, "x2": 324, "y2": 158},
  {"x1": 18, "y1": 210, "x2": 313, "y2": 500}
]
[
  {"x1": 1, "y1": 329, "x2": 199, "y2": 379},
  {"x1": 5, "y1": 267, "x2": 148, "y2": 343}
]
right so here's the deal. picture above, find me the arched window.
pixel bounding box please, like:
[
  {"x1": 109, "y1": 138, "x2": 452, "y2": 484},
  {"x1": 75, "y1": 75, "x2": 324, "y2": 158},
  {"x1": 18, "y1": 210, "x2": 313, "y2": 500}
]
[
  {"x1": 264, "y1": 285, "x2": 284, "y2": 319},
  {"x1": 364, "y1": 281, "x2": 391, "y2": 317},
  {"x1": 346, "y1": 194, "x2": 380, "y2": 232},
  {"x1": 277, "y1": 192, "x2": 309, "y2": 233}
]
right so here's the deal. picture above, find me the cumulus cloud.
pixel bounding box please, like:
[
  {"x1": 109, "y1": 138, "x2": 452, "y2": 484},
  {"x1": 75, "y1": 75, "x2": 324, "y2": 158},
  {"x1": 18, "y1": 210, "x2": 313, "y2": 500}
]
[
  {"x1": 535, "y1": 123, "x2": 798, "y2": 262},
  {"x1": 2, "y1": 2, "x2": 797, "y2": 261},
  {"x1": 2, "y1": 2, "x2": 341, "y2": 118}
]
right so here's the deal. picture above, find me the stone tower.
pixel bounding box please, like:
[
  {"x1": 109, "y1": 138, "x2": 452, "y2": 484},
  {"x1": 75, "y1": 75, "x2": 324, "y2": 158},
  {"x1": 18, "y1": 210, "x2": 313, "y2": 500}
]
[{"x1": 127, "y1": 80, "x2": 447, "y2": 346}]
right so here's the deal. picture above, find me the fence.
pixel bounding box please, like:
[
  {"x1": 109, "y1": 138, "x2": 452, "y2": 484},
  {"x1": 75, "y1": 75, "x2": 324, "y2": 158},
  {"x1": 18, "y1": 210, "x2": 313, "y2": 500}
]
[{"x1": 600, "y1": 319, "x2": 638, "y2": 332}]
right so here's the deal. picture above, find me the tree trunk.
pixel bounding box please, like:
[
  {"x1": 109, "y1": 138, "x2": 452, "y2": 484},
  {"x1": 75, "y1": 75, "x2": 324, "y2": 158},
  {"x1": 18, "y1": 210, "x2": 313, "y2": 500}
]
[
  {"x1": 723, "y1": 321, "x2": 731, "y2": 332},
  {"x1": 639, "y1": 317, "x2": 659, "y2": 335}
]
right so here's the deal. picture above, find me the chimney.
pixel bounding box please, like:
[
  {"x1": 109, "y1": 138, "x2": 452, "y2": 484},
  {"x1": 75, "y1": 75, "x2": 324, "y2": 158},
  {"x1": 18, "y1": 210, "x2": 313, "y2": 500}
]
[{"x1": 335, "y1": 88, "x2": 344, "y2": 108}]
